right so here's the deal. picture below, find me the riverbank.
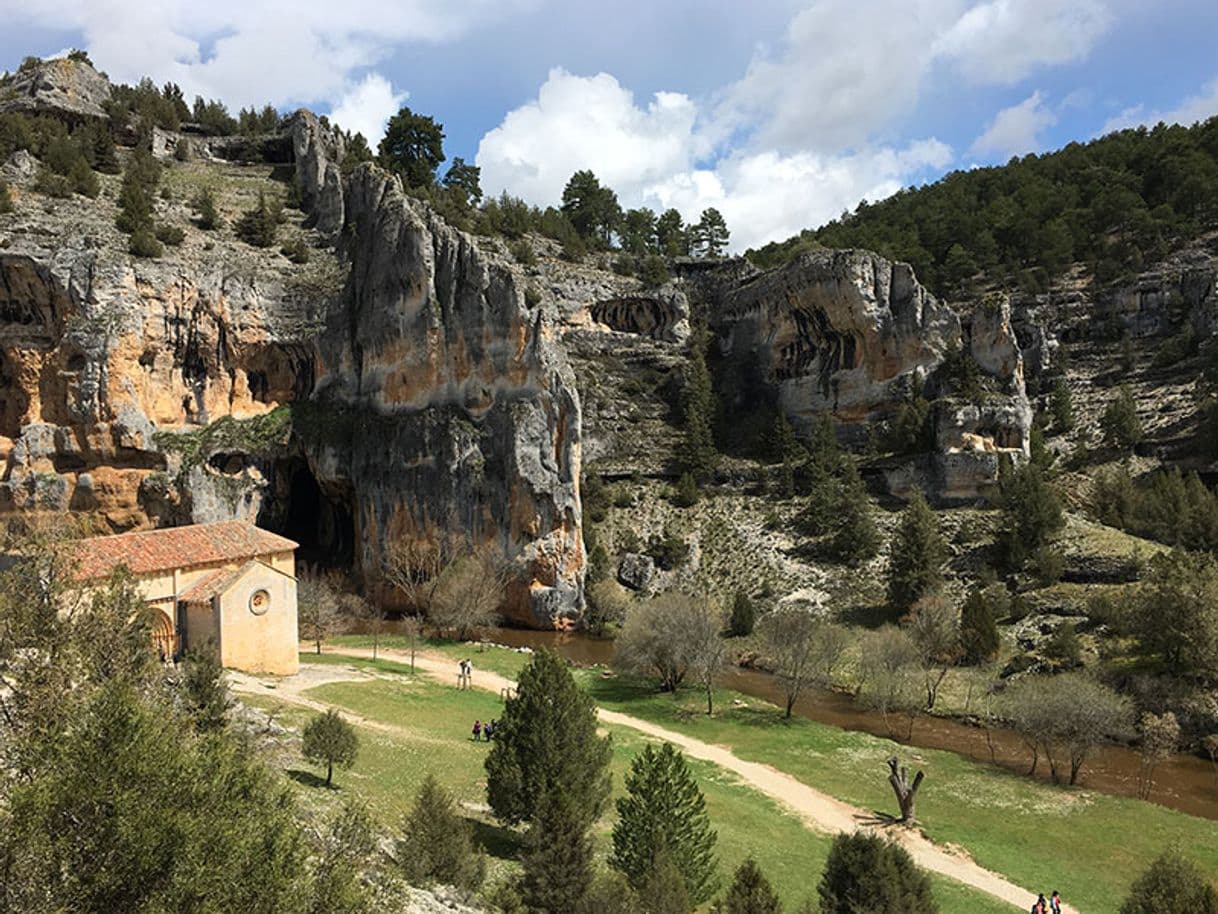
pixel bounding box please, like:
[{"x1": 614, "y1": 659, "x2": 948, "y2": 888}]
[{"x1": 329, "y1": 630, "x2": 1218, "y2": 821}]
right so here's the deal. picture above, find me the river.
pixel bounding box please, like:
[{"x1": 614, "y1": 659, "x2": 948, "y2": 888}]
[{"x1": 367, "y1": 621, "x2": 1218, "y2": 821}]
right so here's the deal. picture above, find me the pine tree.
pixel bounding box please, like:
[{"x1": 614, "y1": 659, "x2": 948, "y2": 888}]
[
  {"x1": 1118, "y1": 849, "x2": 1218, "y2": 914},
  {"x1": 678, "y1": 335, "x2": 720, "y2": 481},
  {"x1": 196, "y1": 186, "x2": 221, "y2": 230},
  {"x1": 693, "y1": 208, "x2": 730, "y2": 258},
  {"x1": 379, "y1": 106, "x2": 446, "y2": 188},
  {"x1": 611, "y1": 743, "x2": 719, "y2": 904},
  {"x1": 235, "y1": 189, "x2": 279, "y2": 247},
  {"x1": 995, "y1": 461, "x2": 1064, "y2": 570},
  {"x1": 828, "y1": 460, "x2": 879, "y2": 564},
  {"x1": 116, "y1": 148, "x2": 161, "y2": 234},
  {"x1": 817, "y1": 832, "x2": 937, "y2": 914},
  {"x1": 520, "y1": 792, "x2": 594, "y2": 913},
  {"x1": 181, "y1": 645, "x2": 230, "y2": 732},
  {"x1": 673, "y1": 472, "x2": 700, "y2": 508},
  {"x1": 885, "y1": 492, "x2": 946, "y2": 611},
  {"x1": 485, "y1": 649, "x2": 612, "y2": 826},
  {"x1": 1049, "y1": 377, "x2": 1075, "y2": 432},
  {"x1": 717, "y1": 858, "x2": 782, "y2": 914},
  {"x1": 638, "y1": 843, "x2": 693, "y2": 914},
  {"x1": 396, "y1": 774, "x2": 485, "y2": 891},
  {"x1": 729, "y1": 591, "x2": 756, "y2": 637},
  {"x1": 1101, "y1": 385, "x2": 1143, "y2": 454},
  {"x1": 959, "y1": 588, "x2": 1001, "y2": 664}
]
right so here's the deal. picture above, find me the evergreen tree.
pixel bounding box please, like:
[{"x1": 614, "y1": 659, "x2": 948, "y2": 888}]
[
  {"x1": 995, "y1": 461, "x2": 1064, "y2": 570},
  {"x1": 235, "y1": 189, "x2": 280, "y2": 247},
  {"x1": 195, "y1": 185, "x2": 221, "y2": 230},
  {"x1": 611, "y1": 743, "x2": 719, "y2": 904},
  {"x1": 828, "y1": 460, "x2": 880, "y2": 564},
  {"x1": 562, "y1": 169, "x2": 622, "y2": 247},
  {"x1": 673, "y1": 471, "x2": 700, "y2": 508},
  {"x1": 379, "y1": 106, "x2": 446, "y2": 187},
  {"x1": 485, "y1": 649, "x2": 612, "y2": 826},
  {"x1": 678, "y1": 334, "x2": 720, "y2": 481},
  {"x1": 729, "y1": 590, "x2": 756, "y2": 637},
  {"x1": 310, "y1": 799, "x2": 377, "y2": 914},
  {"x1": 396, "y1": 774, "x2": 485, "y2": 891},
  {"x1": 638, "y1": 843, "x2": 693, "y2": 914},
  {"x1": 959, "y1": 588, "x2": 1001, "y2": 664},
  {"x1": 443, "y1": 156, "x2": 483, "y2": 205},
  {"x1": 717, "y1": 858, "x2": 782, "y2": 914},
  {"x1": 1049, "y1": 377, "x2": 1075, "y2": 432},
  {"x1": 816, "y1": 832, "x2": 937, "y2": 914},
  {"x1": 116, "y1": 147, "x2": 161, "y2": 234},
  {"x1": 621, "y1": 207, "x2": 659, "y2": 254},
  {"x1": 656, "y1": 208, "x2": 688, "y2": 256},
  {"x1": 181, "y1": 644, "x2": 230, "y2": 732},
  {"x1": 1101, "y1": 385, "x2": 1143, "y2": 454},
  {"x1": 886, "y1": 492, "x2": 946, "y2": 612},
  {"x1": 693, "y1": 208, "x2": 730, "y2": 258},
  {"x1": 1118, "y1": 849, "x2": 1218, "y2": 914},
  {"x1": 520, "y1": 792, "x2": 595, "y2": 913},
  {"x1": 302, "y1": 709, "x2": 358, "y2": 787}
]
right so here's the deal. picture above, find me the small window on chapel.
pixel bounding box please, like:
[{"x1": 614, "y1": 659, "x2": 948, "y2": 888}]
[{"x1": 249, "y1": 589, "x2": 271, "y2": 615}]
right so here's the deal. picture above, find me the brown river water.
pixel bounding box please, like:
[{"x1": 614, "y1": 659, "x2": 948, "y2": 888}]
[{"x1": 368, "y1": 621, "x2": 1218, "y2": 821}]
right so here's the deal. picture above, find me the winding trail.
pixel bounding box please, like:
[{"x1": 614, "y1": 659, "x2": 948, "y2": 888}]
[{"x1": 235, "y1": 646, "x2": 1077, "y2": 914}]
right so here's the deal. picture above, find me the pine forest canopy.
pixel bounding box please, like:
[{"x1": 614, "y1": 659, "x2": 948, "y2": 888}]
[{"x1": 748, "y1": 115, "x2": 1218, "y2": 297}]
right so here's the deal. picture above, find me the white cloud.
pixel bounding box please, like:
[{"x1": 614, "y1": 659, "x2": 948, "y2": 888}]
[
  {"x1": 477, "y1": 66, "x2": 952, "y2": 251},
  {"x1": 1101, "y1": 76, "x2": 1218, "y2": 134},
  {"x1": 476, "y1": 68, "x2": 702, "y2": 207},
  {"x1": 3, "y1": 0, "x2": 531, "y2": 116},
  {"x1": 646, "y1": 140, "x2": 954, "y2": 251},
  {"x1": 970, "y1": 91, "x2": 1057, "y2": 158},
  {"x1": 934, "y1": 0, "x2": 1114, "y2": 85},
  {"x1": 714, "y1": 0, "x2": 961, "y2": 154},
  {"x1": 329, "y1": 73, "x2": 407, "y2": 145}
]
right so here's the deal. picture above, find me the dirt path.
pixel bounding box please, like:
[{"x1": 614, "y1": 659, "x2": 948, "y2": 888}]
[{"x1": 248, "y1": 646, "x2": 1075, "y2": 913}]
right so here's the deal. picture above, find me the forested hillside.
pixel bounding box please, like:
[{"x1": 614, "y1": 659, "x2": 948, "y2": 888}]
[{"x1": 749, "y1": 117, "x2": 1218, "y2": 297}]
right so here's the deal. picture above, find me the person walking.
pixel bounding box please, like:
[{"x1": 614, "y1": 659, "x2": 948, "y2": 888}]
[
  {"x1": 484, "y1": 720, "x2": 494, "y2": 741},
  {"x1": 1050, "y1": 891, "x2": 1062, "y2": 914},
  {"x1": 1031, "y1": 893, "x2": 1047, "y2": 914},
  {"x1": 472, "y1": 720, "x2": 482, "y2": 741}
]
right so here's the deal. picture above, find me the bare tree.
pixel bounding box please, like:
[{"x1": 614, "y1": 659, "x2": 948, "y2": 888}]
[
  {"x1": 382, "y1": 534, "x2": 459, "y2": 668},
  {"x1": 906, "y1": 592, "x2": 962, "y2": 711},
  {"x1": 297, "y1": 574, "x2": 342, "y2": 655},
  {"x1": 887, "y1": 756, "x2": 925, "y2": 824},
  {"x1": 1001, "y1": 672, "x2": 1132, "y2": 785},
  {"x1": 857, "y1": 626, "x2": 923, "y2": 742},
  {"x1": 615, "y1": 593, "x2": 710, "y2": 692},
  {"x1": 685, "y1": 599, "x2": 730, "y2": 716},
  {"x1": 340, "y1": 592, "x2": 387, "y2": 660},
  {"x1": 760, "y1": 607, "x2": 849, "y2": 719},
  {"x1": 1136, "y1": 711, "x2": 1180, "y2": 800},
  {"x1": 431, "y1": 546, "x2": 508, "y2": 639}
]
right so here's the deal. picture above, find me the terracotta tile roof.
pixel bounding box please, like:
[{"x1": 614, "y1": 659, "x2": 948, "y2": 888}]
[
  {"x1": 178, "y1": 560, "x2": 259, "y2": 604},
  {"x1": 75, "y1": 521, "x2": 297, "y2": 580}
]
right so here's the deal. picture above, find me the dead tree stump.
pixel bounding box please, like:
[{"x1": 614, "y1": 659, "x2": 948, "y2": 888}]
[{"x1": 887, "y1": 756, "x2": 925, "y2": 824}]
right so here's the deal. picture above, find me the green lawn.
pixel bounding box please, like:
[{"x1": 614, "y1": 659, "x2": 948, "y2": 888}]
[
  {"x1": 258, "y1": 655, "x2": 1015, "y2": 913},
  {"x1": 327, "y1": 634, "x2": 532, "y2": 679},
  {"x1": 576, "y1": 672, "x2": 1218, "y2": 914}
]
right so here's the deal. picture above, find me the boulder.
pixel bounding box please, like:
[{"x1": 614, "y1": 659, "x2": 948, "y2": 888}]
[
  {"x1": 617, "y1": 552, "x2": 657, "y2": 592},
  {"x1": 0, "y1": 57, "x2": 111, "y2": 121}
]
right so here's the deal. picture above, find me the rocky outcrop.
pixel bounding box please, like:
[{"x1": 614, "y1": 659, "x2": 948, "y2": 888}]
[
  {"x1": 714, "y1": 249, "x2": 1031, "y2": 500},
  {"x1": 0, "y1": 57, "x2": 111, "y2": 122}
]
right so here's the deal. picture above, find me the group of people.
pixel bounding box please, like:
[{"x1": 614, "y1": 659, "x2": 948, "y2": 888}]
[
  {"x1": 1032, "y1": 891, "x2": 1063, "y2": 913},
  {"x1": 471, "y1": 719, "x2": 497, "y2": 741}
]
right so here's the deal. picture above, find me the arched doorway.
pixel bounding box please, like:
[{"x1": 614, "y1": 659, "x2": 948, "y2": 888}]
[{"x1": 150, "y1": 607, "x2": 176, "y2": 661}]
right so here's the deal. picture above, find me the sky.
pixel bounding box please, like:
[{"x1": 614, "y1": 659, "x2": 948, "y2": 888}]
[{"x1": 2, "y1": 0, "x2": 1217, "y2": 251}]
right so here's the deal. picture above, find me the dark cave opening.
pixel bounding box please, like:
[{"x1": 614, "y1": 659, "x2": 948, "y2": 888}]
[{"x1": 259, "y1": 458, "x2": 355, "y2": 570}]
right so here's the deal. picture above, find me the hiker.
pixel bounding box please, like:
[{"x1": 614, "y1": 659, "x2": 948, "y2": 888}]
[
  {"x1": 472, "y1": 720, "x2": 482, "y2": 741},
  {"x1": 1050, "y1": 891, "x2": 1062, "y2": 914},
  {"x1": 1032, "y1": 893, "x2": 1048, "y2": 914},
  {"x1": 483, "y1": 720, "x2": 494, "y2": 741}
]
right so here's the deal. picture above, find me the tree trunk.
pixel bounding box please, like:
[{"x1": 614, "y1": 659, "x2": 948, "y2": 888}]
[
  {"x1": 785, "y1": 694, "x2": 796, "y2": 720},
  {"x1": 326, "y1": 760, "x2": 333, "y2": 787},
  {"x1": 706, "y1": 682, "x2": 713, "y2": 716},
  {"x1": 887, "y1": 756, "x2": 924, "y2": 824},
  {"x1": 315, "y1": 636, "x2": 321, "y2": 655}
]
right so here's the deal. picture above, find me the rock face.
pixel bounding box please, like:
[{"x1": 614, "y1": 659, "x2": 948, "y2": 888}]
[
  {"x1": 714, "y1": 249, "x2": 1030, "y2": 499},
  {"x1": 0, "y1": 58, "x2": 111, "y2": 121}
]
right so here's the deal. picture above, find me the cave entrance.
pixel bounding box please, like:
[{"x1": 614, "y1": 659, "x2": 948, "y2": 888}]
[{"x1": 260, "y1": 458, "x2": 355, "y2": 570}]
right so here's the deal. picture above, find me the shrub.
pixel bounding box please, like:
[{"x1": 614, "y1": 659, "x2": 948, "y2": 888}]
[
  {"x1": 671, "y1": 472, "x2": 699, "y2": 508},
  {"x1": 281, "y1": 235, "x2": 310, "y2": 264},
  {"x1": 195, "y1": 186, "x2": 222, "y2": 230},
  {"x1": 639, "y1": 254, "x2": 669, "y2": 287},
  {"x1": 647, "y1": 527, "x2": 690, "y2": 570},
  {"x1": 1100, "y1": 385, "x2": 1143, "y2": 454},
  {"x1": 68, "y1": 156, "x2": 99, "y2": 197},
  {"x1": 1118, "y1": 849, "x2": 1218, "y2": 914},
  {"x1": 718, "y1": 858, "x2": 781, "y2": 914},
  {"x1": 116, "y1": 148, "x2": 161, "y2": 234},
  {"x1": 1049, "y1": 377, "x2": 1075, "y2": 431},
  {"x1": 301, "y1": 709, "x2": 358, "y2": 787},
  {"x1": 728, "y1": 591, "x2": 756, "y2": 637},
  {"x1": 155, "y1": 223, "x2": 185, "y2": 246},
  {"x1": 509, "y1": 238, "x2": 535, "y2": 265},
  {"x1": 1033, "y1": 544, "x2": 1065, "y2": 585},
  {"x1": 817, "y1": 832, "x2": 936, "y2": 914},
  {"x1": 396, "y1": 774, "x2": 485, "y2": 891},
  {"x1": 611, "y1": 253, "x2": 636, "y2": 276},
  {"x1": 128, "y1": 228, "x2": 163, "y2": 258},
  {"x1": 34, "y1": 166, "x2": 73, "y2": 198},
  {"x1": 174, "y1": 137, "x2": 191, "y2": 162},
  {"x1": 959, "y1": 586, "x2": 1003, "y2": 664},
  {"x1": 0, "y1": 179, "x2": 12, "y2": 213},
  {"x1": 1044, "y1": 623, "x2": 1082, "y2": 667},
  {"x1": 235, "y1": 189, "x2": 280, "y2": 247},
  {"x1": 524, "y1": 284, "x2": 542, "y2": 308}
]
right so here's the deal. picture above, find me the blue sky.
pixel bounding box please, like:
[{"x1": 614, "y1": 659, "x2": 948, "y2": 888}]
[{"x1": 2, "y1": 0, "x2": 1216, "y2": 249}]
